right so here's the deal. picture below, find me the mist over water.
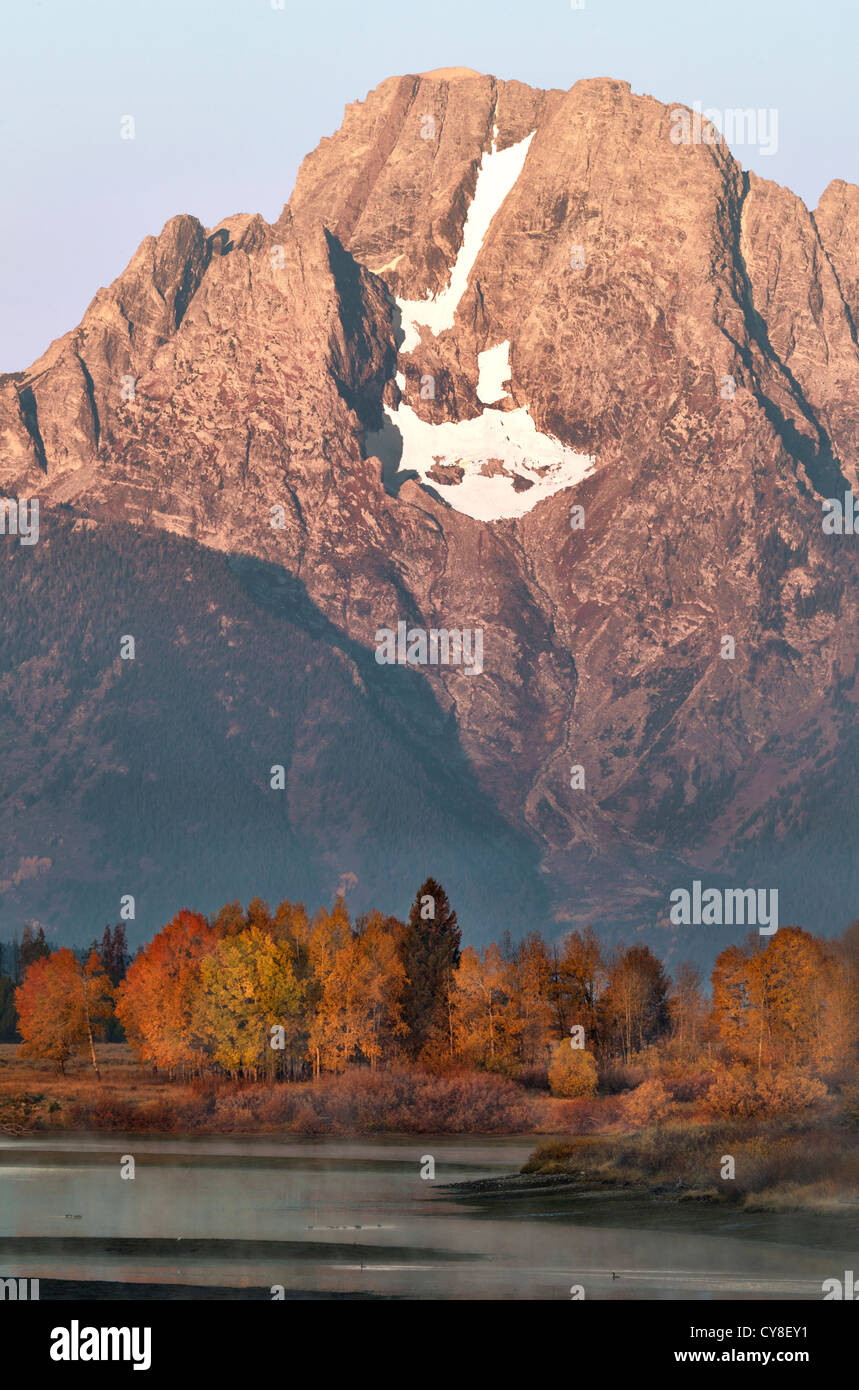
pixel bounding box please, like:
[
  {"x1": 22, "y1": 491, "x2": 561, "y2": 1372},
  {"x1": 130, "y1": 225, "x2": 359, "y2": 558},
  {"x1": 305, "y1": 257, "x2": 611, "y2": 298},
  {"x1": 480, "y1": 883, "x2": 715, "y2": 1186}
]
[{"x1": 0, "y1": 1135, "x2": 840, "y2": 1300}]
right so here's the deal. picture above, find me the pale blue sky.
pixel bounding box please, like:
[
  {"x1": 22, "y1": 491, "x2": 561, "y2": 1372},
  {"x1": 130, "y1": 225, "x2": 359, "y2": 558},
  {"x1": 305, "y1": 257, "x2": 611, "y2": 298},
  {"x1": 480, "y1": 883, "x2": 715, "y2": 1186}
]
[{"x1": 2, "y1": 0, "x2": 856, "y2": 371}]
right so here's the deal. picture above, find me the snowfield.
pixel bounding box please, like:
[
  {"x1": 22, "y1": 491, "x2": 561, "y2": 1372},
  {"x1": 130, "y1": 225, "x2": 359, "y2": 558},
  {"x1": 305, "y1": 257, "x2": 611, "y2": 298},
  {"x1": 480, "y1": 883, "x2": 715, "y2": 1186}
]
[
  {"x1": 379, "y1": 127, "x2": 595, "y2": 522},
  {"x1": 390, "y1": 401, "x2": 595, "y2": 522},
  {"x1": 477, "y1": 341, "x2": 512, "y2": 405},
  {"x1": 396, "y1": 132, "x2": 535, "y2": 353}
]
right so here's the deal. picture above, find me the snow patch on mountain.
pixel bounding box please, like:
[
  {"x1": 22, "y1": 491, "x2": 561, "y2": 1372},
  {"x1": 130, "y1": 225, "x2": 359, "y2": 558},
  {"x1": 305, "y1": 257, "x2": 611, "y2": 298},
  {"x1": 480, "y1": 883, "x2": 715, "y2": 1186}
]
[
  {"x1": 477, "y1": 341, "x2": 512, "y2": 405},
  {"x1": 378, "y1": 126, "x2": 594, "y2": 521},
  {"x1": 396, "y1": 131, "x2": 535, "y2": 353},
  {"x1": 390, "y1": 402, "x2": 595, "y2": 522}
]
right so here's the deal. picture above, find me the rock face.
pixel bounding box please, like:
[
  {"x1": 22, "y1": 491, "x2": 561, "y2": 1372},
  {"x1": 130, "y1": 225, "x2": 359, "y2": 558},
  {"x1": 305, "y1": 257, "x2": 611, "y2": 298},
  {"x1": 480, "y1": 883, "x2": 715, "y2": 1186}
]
[{"x1": 2, "y1": 71, "x2": 859, "y2": 954}]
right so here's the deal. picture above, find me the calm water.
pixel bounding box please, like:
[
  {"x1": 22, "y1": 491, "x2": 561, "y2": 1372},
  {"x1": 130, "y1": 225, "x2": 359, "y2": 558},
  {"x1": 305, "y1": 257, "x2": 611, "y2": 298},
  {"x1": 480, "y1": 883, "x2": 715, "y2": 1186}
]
[{"x1": 0, "y1": 1133, "x2": 846, "y2": 1299}]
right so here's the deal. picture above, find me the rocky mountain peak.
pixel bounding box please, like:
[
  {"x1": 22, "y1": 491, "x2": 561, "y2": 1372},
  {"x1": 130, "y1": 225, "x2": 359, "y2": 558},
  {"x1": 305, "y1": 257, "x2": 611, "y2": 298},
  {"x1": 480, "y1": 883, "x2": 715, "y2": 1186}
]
[{"x1": 2, "y1": 73, "x2": 859, "y2": 953}]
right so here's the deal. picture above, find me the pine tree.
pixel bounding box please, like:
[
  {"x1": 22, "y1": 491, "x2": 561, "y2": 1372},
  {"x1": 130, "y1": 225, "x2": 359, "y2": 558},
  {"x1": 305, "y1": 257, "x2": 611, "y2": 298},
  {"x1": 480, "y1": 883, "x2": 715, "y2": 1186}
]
[
  {"x1": 99, "y1": 924, "x2": 129, "y2": 987},
  {"x1": 20, "y1": 924, "x2": 50, "y2": 973},
  {"x1": 401, "y1": 878, "x2": 461, "y2": 1063},
  {"x1": 96, "y1": 925, "x2": 130, "y2": 1038},
  {"x1": 0, "y1": 973, "x2": 17, "y2": 1041},
  {"x1": 111, "y1": 924, "x2": 129, "y2": 984},
  {"x1": 100, "y1": 925, "x2": 115, "y2": 981}
]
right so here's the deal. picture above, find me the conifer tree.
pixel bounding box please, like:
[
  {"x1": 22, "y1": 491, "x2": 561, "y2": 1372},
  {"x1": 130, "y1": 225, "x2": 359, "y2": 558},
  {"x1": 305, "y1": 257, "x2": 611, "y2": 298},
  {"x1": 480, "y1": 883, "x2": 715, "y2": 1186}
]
[
  {"x1": 20, "y1": 923, "x2": 50, "y2": 973},
  {"x1": 401, "y1": 878, "x2": 461, "y2": 1062}
]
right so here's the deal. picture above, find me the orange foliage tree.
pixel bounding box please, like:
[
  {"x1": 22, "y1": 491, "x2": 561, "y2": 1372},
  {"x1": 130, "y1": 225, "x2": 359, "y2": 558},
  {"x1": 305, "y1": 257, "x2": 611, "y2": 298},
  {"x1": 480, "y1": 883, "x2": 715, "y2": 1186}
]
[
  {"x1": 309, "y1": 912, "x2": 407, "y2": 1071},
  {"x1": 601, "y1": 944, "x2": 670, "y2": 1061},
  {"x1": 452, "y1": 944, "x2": 514, "y2": 1069},
  {"x1": 712, "y1": 927, "x2": 854, "y2": 1068},
  {"x1": 16, "y1": 948, "x2": 113, "y2": 1075},
  {"x1": 116, "y1": 909, "x2": 219, "y2": 1075},
  {"x1": 549, "y1": 926, "x2": 605, "y2": 1042},
  {"x1": 192, "y1": 925, "x2": 304, "y2": 1078}
]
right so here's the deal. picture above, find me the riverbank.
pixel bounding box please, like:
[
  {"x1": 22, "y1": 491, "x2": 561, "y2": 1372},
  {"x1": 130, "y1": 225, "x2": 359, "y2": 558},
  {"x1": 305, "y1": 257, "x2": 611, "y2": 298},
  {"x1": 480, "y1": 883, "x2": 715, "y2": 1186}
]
[{"x1": 445, "y1": 1118, "x2": 859, "y2": 1219}]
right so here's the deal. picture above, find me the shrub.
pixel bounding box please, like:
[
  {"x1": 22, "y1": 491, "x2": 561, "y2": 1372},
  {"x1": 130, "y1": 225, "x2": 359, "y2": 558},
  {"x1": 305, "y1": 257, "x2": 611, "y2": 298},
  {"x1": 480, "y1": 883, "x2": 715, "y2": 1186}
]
[
  {"x1": 754, "y1": 1071, "x2": 827, "y2": 1115},
  {"x1": 598, "y1": 1062, "x2": 645, "y2": 1094},
  {"x1": 69, "y1": 1097, "x2": 137, "y2": 1130},
  {"x1": 703, "y1": 1069, "x2": 759, "y2": 1118},
  {"x1": 138, "y1": 1100, "x2": 177, "y2": 1131},
  {"x1": 278, "y1": 1067, "x2": 541, "y2": 1134},
  {"x1": 547, "y1": 1093, "x2": 621, "y2": 1133},
  {"x1": 705, "y1": 1068, "x2": 827, "y2": 1118},
  {"x1": 517, "y1": 1065, "x2": 550, "y2": 1092},
  {"x1": 667, "y1": 1073, "x2": 713, "y2": 1103},
  {"x1": 0, "y1": 1091, "x2": 44, "y2": 1134},
  {"x1": 548, "y1": 1043, "x2": 598, "y2": 1099},
  {"x1": 621, "y1": 1078, "x2": 673, "y2": 1126},
  {"x1": 521, "y1": 1140, "x2": 578, "y2": 1173}
]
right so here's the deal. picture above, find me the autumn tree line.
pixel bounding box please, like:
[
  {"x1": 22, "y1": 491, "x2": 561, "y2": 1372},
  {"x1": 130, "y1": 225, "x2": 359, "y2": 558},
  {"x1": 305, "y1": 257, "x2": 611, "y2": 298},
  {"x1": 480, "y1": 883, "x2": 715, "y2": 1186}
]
[{"x1": 5, "y1": 882, "x2": 859, "y2": 1086}]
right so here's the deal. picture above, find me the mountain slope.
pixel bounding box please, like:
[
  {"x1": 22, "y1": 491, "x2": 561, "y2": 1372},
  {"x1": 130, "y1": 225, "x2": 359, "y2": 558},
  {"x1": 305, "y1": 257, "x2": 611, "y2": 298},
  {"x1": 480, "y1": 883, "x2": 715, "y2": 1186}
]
[{"x1": 0, "y1": 514, "x2": 549, "y2": 946}]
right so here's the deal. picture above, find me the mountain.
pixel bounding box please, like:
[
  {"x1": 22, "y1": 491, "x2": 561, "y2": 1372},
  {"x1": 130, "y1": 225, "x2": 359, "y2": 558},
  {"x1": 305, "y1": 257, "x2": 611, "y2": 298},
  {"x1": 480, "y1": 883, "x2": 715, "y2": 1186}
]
[{"x1": 2, "y1": 70, "x2": 858, "y2": 965}]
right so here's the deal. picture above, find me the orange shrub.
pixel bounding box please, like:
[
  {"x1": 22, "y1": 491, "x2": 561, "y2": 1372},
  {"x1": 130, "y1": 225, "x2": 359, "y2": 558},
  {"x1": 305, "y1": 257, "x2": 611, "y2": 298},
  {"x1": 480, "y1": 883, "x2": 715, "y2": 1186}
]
[
  {"x1": 705, "y1": 1068, "x2": 827, "y2": 1118},
  {"x1": 621, "y1": 1077, "x2": 673, "y2": 1126},
  {"x1": 548, "y1": 1042, "x2": 598, "y2": 1098}
]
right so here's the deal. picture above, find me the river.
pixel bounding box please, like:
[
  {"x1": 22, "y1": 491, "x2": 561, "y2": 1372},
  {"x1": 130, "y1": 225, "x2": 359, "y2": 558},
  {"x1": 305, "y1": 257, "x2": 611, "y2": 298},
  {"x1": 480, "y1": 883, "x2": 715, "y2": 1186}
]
[{"x1": 0, "y1": 1133, "x2": 847, "y2": 1299}]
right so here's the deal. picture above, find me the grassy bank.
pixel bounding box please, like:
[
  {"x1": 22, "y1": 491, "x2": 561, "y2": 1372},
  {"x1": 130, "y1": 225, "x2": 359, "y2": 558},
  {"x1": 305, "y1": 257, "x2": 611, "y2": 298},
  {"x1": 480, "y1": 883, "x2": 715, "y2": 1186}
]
[{"x1": 519, "y1": 1113, "x2": 859, "y2": 1215}]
